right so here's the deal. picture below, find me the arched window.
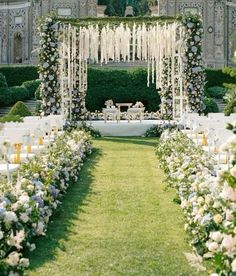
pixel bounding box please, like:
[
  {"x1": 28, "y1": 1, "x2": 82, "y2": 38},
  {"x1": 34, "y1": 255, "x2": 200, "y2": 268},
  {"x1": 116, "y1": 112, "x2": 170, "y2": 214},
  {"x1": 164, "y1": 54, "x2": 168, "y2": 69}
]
[{"x1": 14, "y1": 32, "x2": 23, "y2": 63}]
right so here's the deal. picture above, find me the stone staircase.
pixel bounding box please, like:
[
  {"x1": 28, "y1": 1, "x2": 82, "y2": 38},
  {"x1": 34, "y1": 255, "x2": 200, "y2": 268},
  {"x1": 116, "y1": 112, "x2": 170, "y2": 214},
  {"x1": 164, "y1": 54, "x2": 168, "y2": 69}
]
[
  {"x1": 0, "y1": 99, "x2": 38, "y2": 117},
  {"x1": 214, "y1": 99, "x2": 226, "y2": 113}
]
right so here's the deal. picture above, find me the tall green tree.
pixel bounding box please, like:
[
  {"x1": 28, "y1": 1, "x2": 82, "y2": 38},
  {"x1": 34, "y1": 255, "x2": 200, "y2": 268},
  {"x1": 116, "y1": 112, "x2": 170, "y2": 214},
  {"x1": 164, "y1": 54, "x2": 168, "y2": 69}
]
[
  {"x1": 104, "y1": 0, "x2": 126, "y2": 17},
  {"x1": 104, "y1": 0, "x2": 152, "y2": 17},
  {"x1": 132, "y1": 0, "x2": 151, "y2": 16}
]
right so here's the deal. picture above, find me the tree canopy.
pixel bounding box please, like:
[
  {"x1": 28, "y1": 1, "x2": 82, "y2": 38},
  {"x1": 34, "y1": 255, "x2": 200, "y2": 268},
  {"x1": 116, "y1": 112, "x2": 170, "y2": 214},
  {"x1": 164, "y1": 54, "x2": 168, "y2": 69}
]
[{"x1": 104, "y1": 0, "x2": 152, "y2": 17}]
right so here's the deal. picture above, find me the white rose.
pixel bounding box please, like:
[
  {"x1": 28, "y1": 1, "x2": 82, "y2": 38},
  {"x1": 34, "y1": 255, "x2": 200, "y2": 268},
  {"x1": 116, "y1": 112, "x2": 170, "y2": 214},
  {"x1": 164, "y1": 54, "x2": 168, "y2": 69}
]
[
  {"x1": 232, "y1": 258, "x2": 236, "y2": 272},
  {"x1": 6, "y1": 251, "x2": 21, "y2": 267},
  {"x1": 213, "y1": 214, "x2": 223, "y2": 224},
  {"x1": 19, "y1": 258, "x2": 29, "y2": 268},
  {"x1": 197, "y1": 196, "x2": 204, "y2": 204},
  {"x1": 208, "y1": 242, "x2": 218, "y2": 252},
  {"x1": 226, "y1": 210, "x2": 234, "y2": 221},
  {"x1": 4, "y1": 211, "x2": 18, "y2": 224},
  {"x1": 221, "y1": 235, "x2": 235, "y2": 254},
  {"x1": 230, "y1": 166, "x2": 236, "y2": 178},
  {"x1": 35, "y1": 221, "x2": 44, "y2": 236},
  {"x1": 210, "y1": 231, "x2": 222, "y2": 243},
  {"x1": 20, "y1": 213, "x2": 29, "y2": 223}
]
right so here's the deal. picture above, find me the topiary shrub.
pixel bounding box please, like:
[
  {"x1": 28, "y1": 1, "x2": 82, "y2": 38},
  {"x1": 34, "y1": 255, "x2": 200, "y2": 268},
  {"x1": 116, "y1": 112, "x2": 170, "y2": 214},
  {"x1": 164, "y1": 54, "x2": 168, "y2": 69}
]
[
  {"x1": 9, "y1": 86, "x2": 29, "y2": 103},
  {"x1": 0, "y1": 114, "x2": 22, "y2": 123},
  {"x1": 22, "y1": 80, "x2": 41, "y2": 98},
  {"x1": 203, "y1": 97, "x2": 219, "y2": 115},
  {"x1": 8, "y1": 101, "x2": 31, "y2": 117},
  {"x1": 0, "y1": 73, "x2": 8, "y2": 88},
  {"x1": 205, "y1": 86, "x2": 226, "y2": 99}
]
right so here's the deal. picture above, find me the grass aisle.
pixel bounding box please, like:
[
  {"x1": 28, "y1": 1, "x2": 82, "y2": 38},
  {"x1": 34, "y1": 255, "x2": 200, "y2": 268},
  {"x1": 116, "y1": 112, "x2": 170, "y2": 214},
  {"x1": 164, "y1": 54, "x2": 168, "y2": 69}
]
[{"x1": 27, "y1": 137, "x2": 200, "y2": 276}]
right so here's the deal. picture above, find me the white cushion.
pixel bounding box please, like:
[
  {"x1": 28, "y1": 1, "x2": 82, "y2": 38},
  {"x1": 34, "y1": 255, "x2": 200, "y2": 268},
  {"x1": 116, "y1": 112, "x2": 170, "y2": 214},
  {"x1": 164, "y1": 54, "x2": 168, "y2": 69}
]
[{"x1": 0, "y1": 163, "x2": 20, "y2": 174}]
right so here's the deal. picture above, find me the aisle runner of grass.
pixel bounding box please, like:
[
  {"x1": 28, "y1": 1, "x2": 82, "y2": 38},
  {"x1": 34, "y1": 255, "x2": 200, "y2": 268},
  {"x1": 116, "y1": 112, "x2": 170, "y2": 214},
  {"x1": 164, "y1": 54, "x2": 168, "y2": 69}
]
[{"x1": 27, "y1": 137, "x2": 201, "y2": 276}]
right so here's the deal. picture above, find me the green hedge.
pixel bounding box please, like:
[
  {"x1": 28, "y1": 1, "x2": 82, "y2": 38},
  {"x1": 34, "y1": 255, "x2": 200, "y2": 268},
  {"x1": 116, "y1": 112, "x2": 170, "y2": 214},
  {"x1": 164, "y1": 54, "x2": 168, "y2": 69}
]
[
  {"x1": 0, "y1": 73, "x2": 8, "y2": 88},
  {"x1": 205, "y1": 68, "x2": 236, "y2": 88},
  {"x1": 203, "y1": 97, "x2": 219, "y2": 115},
  {"x1": 0, "y1": 86, "x2": 29, "y2": 107},
  {"x1": 0, "y1": 88, "x2": 11, "y2": 106},
  {"x1": 0, "y1": 65, "x2": 39, "y2": 87},
  {"x1": 10, "y1": 86, "x2": 30, "y2": 102},
  {"x1": 0, "y1": 79, "x2": 40, "y2": 107},
  {"x1": 205, "y1": 86, "x2": 226, "y2": 99},
  {"x1": 86, "y1": 68, "x2": 160, "y2": 112},
  {"x1": 22, "y1": 80, "x2": 41, "y2": 98},
  {"x1": 0, "y1": 65, "x2": 236, "y2": 90}
]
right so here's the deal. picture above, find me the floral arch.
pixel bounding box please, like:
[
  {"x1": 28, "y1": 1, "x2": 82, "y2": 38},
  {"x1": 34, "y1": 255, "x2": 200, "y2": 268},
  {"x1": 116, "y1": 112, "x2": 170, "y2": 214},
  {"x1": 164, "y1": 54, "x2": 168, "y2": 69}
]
[{"x1": 38, "y1": 14, "x2": 205, "y2": 122}]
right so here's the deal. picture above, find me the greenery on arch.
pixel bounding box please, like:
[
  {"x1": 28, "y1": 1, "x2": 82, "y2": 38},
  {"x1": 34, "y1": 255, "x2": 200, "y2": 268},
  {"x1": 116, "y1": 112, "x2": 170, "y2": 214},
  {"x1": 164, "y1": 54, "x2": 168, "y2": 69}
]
[{"x1": 38, "y1": 13, "x2": 205, "y2": 120}]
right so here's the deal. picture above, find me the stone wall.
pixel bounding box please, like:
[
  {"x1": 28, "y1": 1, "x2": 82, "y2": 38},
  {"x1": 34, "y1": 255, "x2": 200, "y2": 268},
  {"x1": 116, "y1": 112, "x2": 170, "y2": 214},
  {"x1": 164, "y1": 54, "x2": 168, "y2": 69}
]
[
  {"x1": 0, "y1": 0, "x2": 97, "y2": 64},
  {"x1": 1, "y1": 0, "x2": 236, "y2": 68},
  {"x1": 158, "y1": 0, "x2": 236, "y2": 68}
]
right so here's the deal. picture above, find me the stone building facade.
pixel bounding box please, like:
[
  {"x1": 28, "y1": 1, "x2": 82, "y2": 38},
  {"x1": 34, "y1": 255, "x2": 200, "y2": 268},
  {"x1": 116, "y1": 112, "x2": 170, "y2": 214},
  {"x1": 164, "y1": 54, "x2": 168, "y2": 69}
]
[
  {"x1": 1, "y1": 0, "x2": 236, "y2": 68},
  {"x1": 158, "y1": 0, "x2": 236, "y2": 68},
  {"x1": 0, "y1": 0, "x2": 97, "y2": 64}
]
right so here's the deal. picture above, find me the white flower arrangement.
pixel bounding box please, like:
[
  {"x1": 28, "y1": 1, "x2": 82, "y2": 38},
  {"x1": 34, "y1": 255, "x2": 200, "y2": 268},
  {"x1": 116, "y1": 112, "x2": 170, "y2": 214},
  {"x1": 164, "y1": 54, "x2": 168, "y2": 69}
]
[
  {"x1": 156, "y1": 129, "x2": 236, "y2": 274},
  {"x1": 182, "y1": 13, "x2": 205, "y2": 114},
  {"x1": 105, "y1": 99, "x2": 114, "y2": 108},
  {"x1": 38, "y1": 15, "x2": 60, "y2": 116},
  {"x1": 0, "y1": 130, "x2": 92, "y2": 274},
  {"x1": 39, "y1": 15, "x2": 204, "y2": 122}
]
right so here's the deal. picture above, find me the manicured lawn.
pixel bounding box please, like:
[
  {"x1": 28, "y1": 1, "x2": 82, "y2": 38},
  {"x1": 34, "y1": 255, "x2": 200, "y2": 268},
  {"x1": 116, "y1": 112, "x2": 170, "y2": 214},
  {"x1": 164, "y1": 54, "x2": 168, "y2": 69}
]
[{"x1": 26, "y1": 137, "x2": 202, "y2": 276}]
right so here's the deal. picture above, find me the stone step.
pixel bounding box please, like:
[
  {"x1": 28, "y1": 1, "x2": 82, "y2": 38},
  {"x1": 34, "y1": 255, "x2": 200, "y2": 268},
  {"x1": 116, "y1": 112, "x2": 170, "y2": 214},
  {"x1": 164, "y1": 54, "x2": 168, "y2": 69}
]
[{"x1": 214, "y1": 99, "x2": 226, "y2": 112}]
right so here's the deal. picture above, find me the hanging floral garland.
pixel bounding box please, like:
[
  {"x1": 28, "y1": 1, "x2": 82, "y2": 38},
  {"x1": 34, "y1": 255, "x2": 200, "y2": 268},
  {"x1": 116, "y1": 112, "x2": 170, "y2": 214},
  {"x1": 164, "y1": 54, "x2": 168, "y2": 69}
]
[
  {"x1": 182, "y1": 13, "x2": 205, "y2": 113},
  {"x1": 38, "y1": 16, "x2": 60, "y2": 116},
  {"x1": 39, "y1": 15, "x2": 204, "y2": 121}
]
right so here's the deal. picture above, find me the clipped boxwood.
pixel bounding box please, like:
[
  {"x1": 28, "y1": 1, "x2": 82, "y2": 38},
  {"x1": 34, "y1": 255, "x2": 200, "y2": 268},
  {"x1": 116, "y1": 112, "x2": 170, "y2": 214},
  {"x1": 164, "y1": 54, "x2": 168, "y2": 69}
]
[
  {"x1": 0, "y1": 65, "x2": 38, "y2": 87},
  {"x1": 203, "y1": 97, "x2": 219, "y2": 115},
  {"x1": 205, "y1": 86, "x2": 226, "y2": 99},
  {"x1": 86, "y1": 68, "x2": 161, "y2": 112},
  {"x1": 8, "y1": 101, "x2": 31, "y2": 117},
  {"x1": 10, "y1": 86, "x2": 29, "y2": 103},
  {"x1": 22, "y1": 80, "x2": 41, "y2": 98}
]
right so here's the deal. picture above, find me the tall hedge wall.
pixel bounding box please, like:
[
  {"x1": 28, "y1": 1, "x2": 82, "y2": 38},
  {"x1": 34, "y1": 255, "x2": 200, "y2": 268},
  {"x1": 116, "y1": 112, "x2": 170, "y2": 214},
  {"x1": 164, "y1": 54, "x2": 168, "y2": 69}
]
[
  {"x1": 0, "y1": 65, "x2": 39, "y2": 87},
  {"x1": 86, "y1": 68, "x2": 161, "y2": 112},
  {"x1": 1, "y1": 65, "x2": 236, "y2": 111}
]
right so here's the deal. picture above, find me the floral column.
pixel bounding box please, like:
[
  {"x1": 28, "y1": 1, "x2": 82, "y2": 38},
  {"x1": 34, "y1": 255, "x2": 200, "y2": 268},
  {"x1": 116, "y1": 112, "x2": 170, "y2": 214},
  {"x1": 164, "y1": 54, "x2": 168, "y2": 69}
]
[
  {"x1": 39, "y1": 16, "x2": 60, "y2": 116},
  {"x1": 182, "y1": 13, "x2": 205, "y2": 113}
]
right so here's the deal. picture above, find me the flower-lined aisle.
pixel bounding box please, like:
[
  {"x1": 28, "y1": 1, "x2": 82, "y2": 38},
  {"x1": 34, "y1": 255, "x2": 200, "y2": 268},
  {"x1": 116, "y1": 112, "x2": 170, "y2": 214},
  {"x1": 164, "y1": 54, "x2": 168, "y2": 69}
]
[
  {"x1": 27, "y1": 138, "x2": 198, "y2": 276},
  {"x1": 156, "y1": 129, "x2": 236, "y2": 275},
  {"x1": 0, "y1": 130, "x2": 92, "y2": 275}
]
